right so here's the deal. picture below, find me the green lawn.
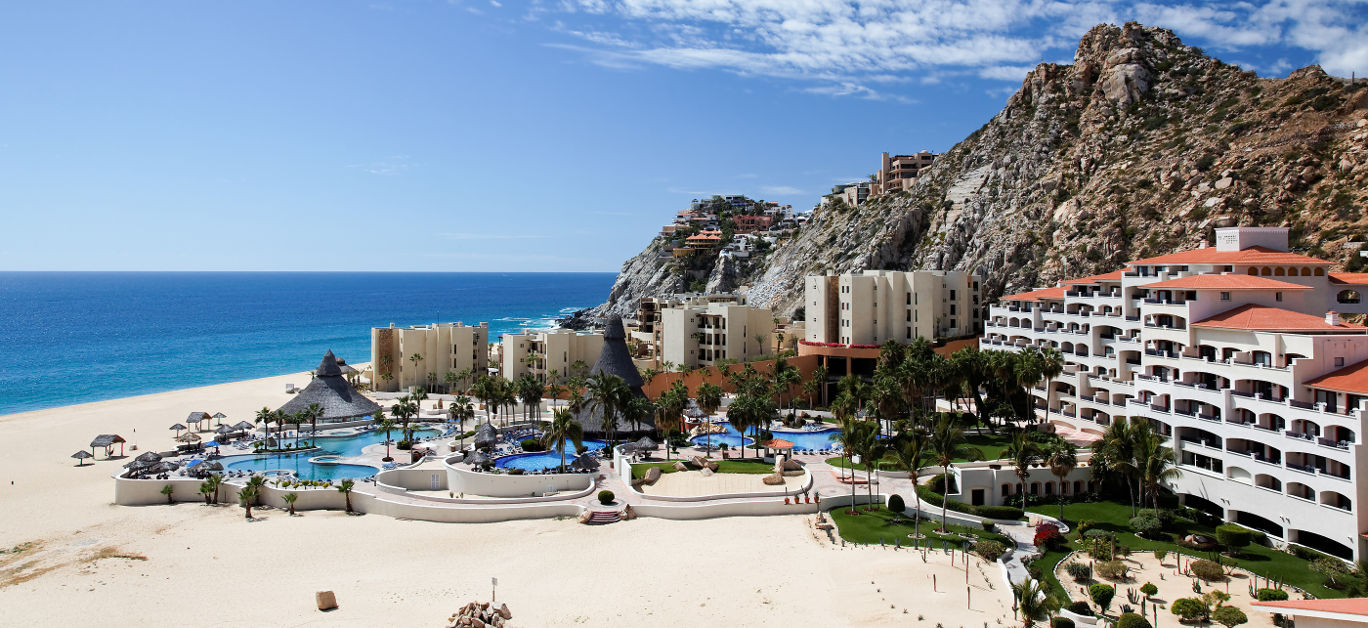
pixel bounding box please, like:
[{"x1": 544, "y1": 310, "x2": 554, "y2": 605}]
[
  {"x1": 825, "y1": 455, "x2": 902, "y2": 471},
  {"x1": 961, "y1": 432, "x2": 1015, "y2": 462},
  {"x1": 829, "y1": 506, "x2": 1013, "y2": 547},
  {"x1": 630, "y1": 459, "x2": 775, "y2": 480},
  {"x1": 1027, "y1": 500, "x2": 1357, "y2": 600}
]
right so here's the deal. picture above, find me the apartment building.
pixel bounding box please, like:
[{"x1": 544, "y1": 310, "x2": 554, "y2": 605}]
[
  {"x1": 804, "y1": 269, "x2": 982, "y2": 347},
  {"x1": 371, "y1": 322, "x2": 489, "y2": 392},
  {"x1": 501, "y1": 328, "x2": 604, "y2": 383},
  {"x1": 982, "y1": 226, "x2": 1368, "y2": 560},
  {"x1": 873, "y1": 151, "x2": 937, "y2": 196},
  {"x1": 659, "y1": 300, "x2": 775, "y2": 368}
]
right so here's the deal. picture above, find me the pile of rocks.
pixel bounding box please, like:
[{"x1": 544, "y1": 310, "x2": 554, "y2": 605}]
[{"x1": 448, "y1": 601, "x2": 512, "y2": 627}]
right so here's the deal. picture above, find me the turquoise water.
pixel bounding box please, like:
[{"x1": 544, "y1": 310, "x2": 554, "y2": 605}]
[
  {"x1": 494, "y1": 438, "x2": 608, "y2": 471},
  {"x1": 690, "y1": 422, "x2": 841, "y2": 451},
  {"x1": 0, "y1": 272, "x2": 615, "y2": 415},
  {"x1": 221, "y1": 427, "x2": 440, "y2": 479}
]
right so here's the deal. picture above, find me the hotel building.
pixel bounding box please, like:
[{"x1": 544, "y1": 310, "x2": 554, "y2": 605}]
[
  {"x1": 630, "y1": 294, "x2": 774, "y2": 368},
  {"x1": 500, "y1": 328, "x2": 604, "y2": 383},
  {"x1": 371, "y1": 322, "x2": 489, "y2": 392},
  {"x1": 982, "y1": 226, "x2": 1368, "y2": 559},
  {"x1": 804, "y1": 269, "x2": 981, "y2": 347}
]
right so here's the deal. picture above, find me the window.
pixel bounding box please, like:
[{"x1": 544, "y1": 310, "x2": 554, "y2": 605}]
[
  {"x1": 906, "y1": 294, "x2": 911, "y2": 305},
  {"x1": 950, "y1": 289, "x2": 957, "y2": 300},
  {"x1": 950, "y1": 305, "x2": 957, "y2": 315},
  {"x1": 1220, "y1": 292, "x2": 1230, "y2": 301},
  {"x1": 1336, "y1": 357, "x2": 1346, "y2": 367},
  {"x1": 1316, "y1": 389, "x2": 1339, "y2": 413},
  {"x1": 1275, "y1": 292, "x2": 1283, "y2": 302}
]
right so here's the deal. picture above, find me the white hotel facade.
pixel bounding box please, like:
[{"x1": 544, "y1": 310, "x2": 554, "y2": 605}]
[{"x1": 982, "y1": 227, "x2": 1368, "y2": 560}]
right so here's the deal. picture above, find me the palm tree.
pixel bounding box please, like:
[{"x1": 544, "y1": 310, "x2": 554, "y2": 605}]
[
  {"x1": 859, "y1": 424, "x2": 887, "y2": 511},
  {"x1": 543, "y1": 408, "x2": 585, "y2": 471},
  {"x1": 1037, "y1": 347, "x2": 1065, "y2": 426},
  {"x1": 890, "y1": 419, "x2": 931, "y2": 536},
  {"x1": 378, "y1": 418, "x2": 396, "y2": 461},
  {"x1": 811, "y1": 363, "x2": 829, "y2": 406},
  {"x1": 239, "y1": 486, "x2": 257, "y2": 519},
  {"x1": 246, "y1": 476, "x2": 266, "y2": 506},
  {"x1": 1005, "y1": 429, "x2": 1041, "y2": 511},
  {"x1": 199, "y1": 481, "x2": 213, "y2": 505},
  {"x1": 587, "y1": 373, "x2": 631, "y2": 446},
  {"x1": 161, "y1": 483, "x2": 174, "y2": 504},
  {"x1": 408, "y1": 353, "x2": 423, "y2": 388},
  {"x1": 444, "y1": 370, "x2": 458, "y2": 394},
  {"x1": 1012, "y1": 578, "x2": 1060, "y2": 628},
  {"x1": 929, "y1": 412, "x2": 982, "y2": 531},
  {"x1": 449, "y1": 394, "x2": 475, "y2": 447},
  {"x1": 283, "y1": 492, "x2": 298, "y2": 516},
  {"x1": 518, "y1": 375, "x2": 545, "y2": 421},
  {"x1": 390, "y1": 399, "x2": 417, "y2": 446},
  {"x1": 1045, "y1": 439, "x2": 1079, "y2": 521},
  {"x1": 625, "y1": 395, "x2": 655, "y2": 436},
  {"x1": 1133, "y1": 420, "x2": 1181, "y2": 511},
  {"x1": 254, "y1": 406, "x2": 274, "y2": 448},
  {"x1": 304, "y1": 402, "x2": 324, "y2": 444},
  {"x1": 655, "y1": 388, "x2": 686, "y2": 460},
  {"x1": 338, "y1": 479, "x2": 355, "y2": 513},
  {"x1": 834, "y1": 415, "x2": 878, "y2": 514},
  {"x1": 206, "y1": 474, "x2": 223, "y2": 505},
  {"x1": 1099, "y1": 418, "x2": 1139, "y2": 515}
]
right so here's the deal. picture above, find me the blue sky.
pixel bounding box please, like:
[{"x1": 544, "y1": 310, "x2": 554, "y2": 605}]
[{"x1": 2, "y1": 1, "x2": 1365, "y2": 272}]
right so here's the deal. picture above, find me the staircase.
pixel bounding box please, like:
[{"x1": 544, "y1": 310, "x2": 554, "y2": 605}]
[{"x1": 584, "y1": 510, "x2": 621, "y2": 525}]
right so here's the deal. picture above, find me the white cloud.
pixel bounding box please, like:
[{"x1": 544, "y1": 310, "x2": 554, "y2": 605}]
[
  {"x1": 761, "y1": 185, "x2": 804, "y2": 195},
  {"x1": 541, "y1": 0, "x2": 1368, "y2": 90}
]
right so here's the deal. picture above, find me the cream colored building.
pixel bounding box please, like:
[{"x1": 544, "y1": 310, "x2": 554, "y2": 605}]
[
  {"x1": 371, "y1": 322, "x2": 489, "y2": 392},
  {"x1": 983, "y1": 226, "x2": 1368, "y2": 560},
  {"x1": 873, "y1": 151, "x2": 937, "y2": 196},
  {"x1": 804, "y1": 270, "x2": 981, "y2": 346},
  {"x1": 631, "y1": 294, "x2": 773, "y2": 368},
  {"x1": 501, "y1": 328, "x2": 604, "y2": 383}
]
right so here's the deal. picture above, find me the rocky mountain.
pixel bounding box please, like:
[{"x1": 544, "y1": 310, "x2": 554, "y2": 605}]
[{"x1": 574, "y1": 22, "x2": 1368, "y2": 324}]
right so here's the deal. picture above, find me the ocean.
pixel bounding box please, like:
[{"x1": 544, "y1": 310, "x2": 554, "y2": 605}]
[{"x1": 0, "y1": 272, "x2": 615, "y2": 416}]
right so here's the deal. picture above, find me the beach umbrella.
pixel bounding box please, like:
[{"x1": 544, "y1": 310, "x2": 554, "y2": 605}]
[
  {"x1": 176, "y1": 432, "x2": 202, "y2": 443},
  {"x1": 71, "y1": 450, "x2": 93, "y2": 466},
  {"x1": 90, "y1": 434, "x2": 126, "y2": 458},
  {"x1": 169, "y1": 423, "x2": 187, "y2": 435},
  {"x1": 147, "y1": 461, "x2": 179, "y2": 474},
  {"x1": 466, "y1": 450, "x2": 491, "y2": 467},
  {"x1": 133, "y1": 451, "x2": 163, "y2": 465},
  {"x1": 473, "y1": 422, "x2": 498, "y2": 450},
  {"x1": 200, "y1": 461, "x2": 223, "y2": 472},
  {"x1": 204, "y1": 441, "x2": 220, "y2": 447},
  {"x1": 571, "y1": 453, "x2": 600, "y2": 471},
  {"x1": 233, "y1": 421, "x2": 254, "y2": 431},
  {"x1": 633, "y1": 436, "x2": 657, "y2": 451},
  {"x1": 683, "y1": 400, "x2": 707, "y2": 419},
  {"x1": 215, "y1": 425, "x2": 233, "y2": 435},
  {"x1": 211, "y1": 412, "x2": 227, "y2": 426}
]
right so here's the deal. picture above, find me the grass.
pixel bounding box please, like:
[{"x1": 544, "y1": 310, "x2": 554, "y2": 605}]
[
  {"x1": 961, "y1": 431, "x2": 1016, "y2": 462},
  {"x1": 1027, "y1": 499, "x2": 1358, "y2": 600},
  {"x1": 829, "y1": 505, "x2": 1012, "y2": 546},
  {"x1": 629, "y1": 459, "x2": 775, "y2": 480},
  {"x1": 825, "y1": 455, "x2": 902, "y2": 471}
]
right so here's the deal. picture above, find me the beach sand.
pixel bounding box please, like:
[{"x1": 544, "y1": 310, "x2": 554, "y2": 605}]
[{"x1": 0, "y1": 372, "x2": 1016, "y2": 626}]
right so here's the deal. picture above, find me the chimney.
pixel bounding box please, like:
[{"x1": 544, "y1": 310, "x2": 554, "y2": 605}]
[{"x1": 1327, "y1": 311, "x2": 1340, "y2": 326}]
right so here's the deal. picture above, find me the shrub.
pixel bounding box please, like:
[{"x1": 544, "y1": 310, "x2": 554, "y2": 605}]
[
  {"x1": 1190, "y1": 559, "x2": 1226, "y2": 582},
  {"x1": 888, "y1": 493, "x2": 906, "y2": 513},
  {"x1": 1171, "y1": 598, "x2": 1208, "y2": 622},
  {"x1": 519, "y1": 438, "x2": 546, "y2": 452},
  {"x1": 1076, "y1": 520, "x2": 1094, "y2": 539},
  {"x1": 1154, "y1": 549, "x2": 1168, "y2": 562},
  {"x1": 1212, "y1": 606, "x2": 1249, "y2": 628},
  {"x1": 507, "y1": 468, "x2": 524, "y2": 475},
  {"x1": 975, "y1": 540, "x2": 1006, "y2": 561},
  {"x1": 982, "y1": 521, "x2": 996, "y2": 532},
  {"x1": 1089, "y1": 583, "x2": 1116, "y2": 613},
  {"x1": 1052, "y1": 618, "x2": 1075, "y2": 628},
  {"x1": 1256, "y1": 588, "x2": 1290, "y2": 601},
  {"x1": 1067, "y1": 600, "x2": 1094, "y2": 616},
  {"x1": 1035, "y1": 523, "x2": 1066, "y2": 550},
  {"x1": 976, "y1": 505, "x2": 1026, "y2": 519},
  {"x1": 597, "y1": 490, "x2": 615, "y2": 505},
  {"x1": 1116, "y1": 612, "x2": 1152, "y2": 628},
  {"x1": 1066, "y1": 562, "x2": 1093, "y2": 581},
  {"x1": 396, "y1": 439, "x2": 413, "y2": 450},
  {"x1": 1130, "y1": 512, "x2": 1163, "y2": 538},
  {"x1": 1216, "y1": 524, "x2": 1252, "y2": 554},
  {"x1": 1097, "y1": 560, "x2": 1129, "y2": 581},
  {"x1": 1141, "y1": 582, "x2": 1159, "y2": 597}
]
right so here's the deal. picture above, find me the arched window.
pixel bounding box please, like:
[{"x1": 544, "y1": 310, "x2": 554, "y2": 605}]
[
  {"x1": 1301, "y1": 268, "x2": 1312, "y2": 276},
  {"x1": 1274, "y1": 267, "x2": 1286, "y2": 276},
  {"x1": 1315, "y1": 268, "x2": 1326, "y2": 276},
  {"x1": 1262, "y1": 267, "x2": 1273, "y2": 276},
  {"x1": 1338, "y1": 290, "x2": 1361, "y2": 304},
  {"x1": 1247, "y1": 268, "x2": 1259, "y2": 275}
]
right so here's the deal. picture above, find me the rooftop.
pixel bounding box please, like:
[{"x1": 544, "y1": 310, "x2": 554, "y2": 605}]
[
  {"x1": 1001, "y1": 286, "x2": 1067, "y2": 302},
  {"x1": 1252, "y1": 598, "x2": 1368, "y2": 619},
  {"x1": 1331, "y1": 272, "x2": 1368, "y2": 285},
  {"x1": 1191, "y1": 304, "x2": 1364, "y2": 332},
  {"x1": 1305, "y1": 359, "x2": 1368, "y2": 395},
  {"x1": 1126, "y1": 245, "x2": 1332, "y2": 267},
  {"x1": 1141, "y1": 274, "x2": 1312, "y2": 291},
  {"x1": 1062, "y1": 270, "x2": 1124, "y2": 285}
]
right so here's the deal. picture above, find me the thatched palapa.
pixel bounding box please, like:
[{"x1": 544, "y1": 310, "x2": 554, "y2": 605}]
[
  {"x1": 574, "y1": 316, "x2": 653, "y2": 437},
  {"x1": 276, "y1": 351, "x2": 381, "y2": 422}
]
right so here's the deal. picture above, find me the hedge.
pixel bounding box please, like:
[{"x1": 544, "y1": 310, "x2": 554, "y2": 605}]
[{"x1": 1116, "y1": 612, "x2": 1152, "y2": 628}]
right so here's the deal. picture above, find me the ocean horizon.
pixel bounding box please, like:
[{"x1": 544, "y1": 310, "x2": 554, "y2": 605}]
[{"x1": 0, "y1": 271, "x2": 615, "y2": 416}]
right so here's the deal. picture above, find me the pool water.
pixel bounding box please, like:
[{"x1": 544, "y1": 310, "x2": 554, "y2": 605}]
[
  {"x1": 495, "y1": 439, "x2": 608, "y2": 471},
  {"x1": 689, "y1": 422, "x2": 841, "y2": 451},
  {"x1": 220, "y1": 427, "x2": 440, "y2": 480}
]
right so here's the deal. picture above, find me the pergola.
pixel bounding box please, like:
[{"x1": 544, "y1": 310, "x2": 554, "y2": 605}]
[
  {"x1": 90, "y1": 434, "x2": 126, "y2": 458},
  {"x1": 762, "y1": 438, "x2": 795, "y2": 458}
]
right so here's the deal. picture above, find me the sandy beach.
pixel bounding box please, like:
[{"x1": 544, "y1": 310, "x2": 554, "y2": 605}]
[{"x1": 0, "y1": 372, "x2": 1016, "y2": 626}]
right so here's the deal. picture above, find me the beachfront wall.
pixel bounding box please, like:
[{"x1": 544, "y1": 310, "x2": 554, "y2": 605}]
[
  {"x1": 640, "y1": 354, "x2": 821, "y2": 400},
  {"x1": 113, "y1": 475, "x2": 210, "y2": 506},
  {"x1": 445, "y1": 464, "x2": 595, "y2": 498}
]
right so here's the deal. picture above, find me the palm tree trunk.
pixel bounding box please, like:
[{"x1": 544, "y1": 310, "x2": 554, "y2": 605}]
[
  {"x1": 1058, "y1": 475, "x2": 1066, "y2": 521},
  {"x1": 940, "y1": 464, "x2": 950, "y2": 531}
]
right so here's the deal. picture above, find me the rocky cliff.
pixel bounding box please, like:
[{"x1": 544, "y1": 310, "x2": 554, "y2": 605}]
[{"x1": 577, "y1": 22, "x2": 1368, "y2": 323}]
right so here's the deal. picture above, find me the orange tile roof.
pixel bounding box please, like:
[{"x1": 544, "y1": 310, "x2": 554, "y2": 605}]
[
  {"x1": 1128, "y1": 245, "x2": 1332, "y2": 267},
  {"x1": 1192, "y1": 304, "x2": 1365, "y2": 332},
  {"x1": 1305, "y1": 359, "x2": 1368, "y2": 394},
  {"x1": 1253, "y1": 598, "x2": 1368, "y2": 618},
  {"x1": 1331, "y1": 272, "x2": 1368, "y2": 285},
  {"x1": 1001, "y1": 286, "x2": 1067, "y2": 301},
  {"x1": 1142, "y1": 275, "x2": 1312, "y2": 291},
  {"x1": 1063, "y1": 270, "x2": 1124, "y2": 285},
  {"x1": 764, "y1": 439, "x2": 794, "y2": 449}
]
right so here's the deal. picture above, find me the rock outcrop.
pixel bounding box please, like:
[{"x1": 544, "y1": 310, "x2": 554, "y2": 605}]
[{"x1": 579, "y1": 22, "x2": 1368, "y2": 321}]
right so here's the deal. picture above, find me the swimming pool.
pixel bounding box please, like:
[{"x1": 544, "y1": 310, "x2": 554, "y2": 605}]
[
  {"x1": 220, "y1": 427, "x2": 441, "y2": 480},
  {"x1": 223, "y1": 455, "x2": 380, "y2": 481},
  {"x1": 494, "y1": 439, "x2": 608, "y2": 471},
  {"x1": 689, "y1": 422, "x2": 841, "y2": 451}
]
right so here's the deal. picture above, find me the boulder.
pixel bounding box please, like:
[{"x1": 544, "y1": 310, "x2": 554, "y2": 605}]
[
  {"x1": 762, "y1": 473, "x2": 785, "y2": 485},
  {"x1": 672, "y1": 461, "x2": 688, "y2": 472},
  {"x1": 316, "y1": 590, "x2": 338, "y2": 611},
  {"x1": 643, "y1": 466, "x2": 662, "y2": 485},
  {"x1": 498, "y1": 603, "x2": 512, "y2": 620},
  {"x1": 705, "y1": 461, "x2": 719, "y2": 472},
  {"x1": 700, "y1": 467, "x2": 714, "y2": 477}
]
